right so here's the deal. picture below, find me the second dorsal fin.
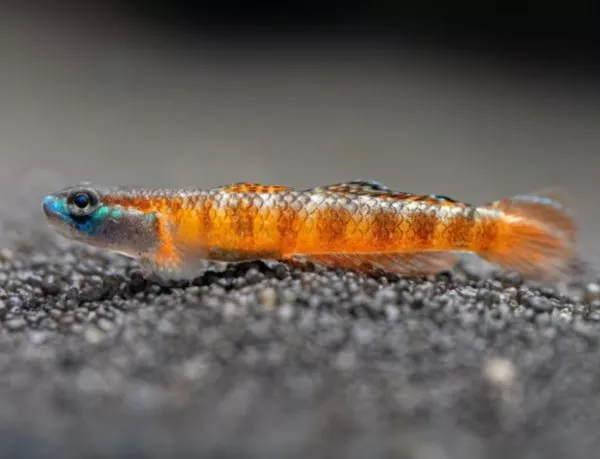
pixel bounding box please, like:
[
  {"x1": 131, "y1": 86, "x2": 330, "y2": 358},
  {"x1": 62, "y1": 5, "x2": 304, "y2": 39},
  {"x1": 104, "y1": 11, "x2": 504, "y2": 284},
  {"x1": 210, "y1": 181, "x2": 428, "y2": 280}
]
[
  {"x1": 309, "y1": 181, "x2": 467, "y2": 207},
  {"x1": 310, "y1": 180, "x2": 395, "y2": 196}
]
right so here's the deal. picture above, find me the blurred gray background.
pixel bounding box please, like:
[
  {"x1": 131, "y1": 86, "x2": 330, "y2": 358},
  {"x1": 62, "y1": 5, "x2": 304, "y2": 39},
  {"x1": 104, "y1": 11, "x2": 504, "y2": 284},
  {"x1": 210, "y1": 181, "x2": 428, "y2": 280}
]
[{"x1": 1, "y1": 2, "x2": 599, "y2": 265}]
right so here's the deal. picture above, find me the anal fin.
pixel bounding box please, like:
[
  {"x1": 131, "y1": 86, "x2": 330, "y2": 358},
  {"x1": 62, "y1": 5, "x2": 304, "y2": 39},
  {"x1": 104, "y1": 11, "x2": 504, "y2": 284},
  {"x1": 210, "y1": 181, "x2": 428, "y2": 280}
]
[
  {"x1": 285, "y1": 251, "x2": 458, "y2": 276},
  {"x1": 140, "y1": 248, "x2": 209, "y2": 281}
]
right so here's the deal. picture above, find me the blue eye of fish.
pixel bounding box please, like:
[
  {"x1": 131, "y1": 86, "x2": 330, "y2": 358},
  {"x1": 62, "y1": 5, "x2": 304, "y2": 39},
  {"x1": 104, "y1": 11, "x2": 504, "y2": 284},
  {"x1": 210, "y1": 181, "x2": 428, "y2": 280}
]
[{"x1": 73, "y1": 193, "x2": 90, "y2": 209}]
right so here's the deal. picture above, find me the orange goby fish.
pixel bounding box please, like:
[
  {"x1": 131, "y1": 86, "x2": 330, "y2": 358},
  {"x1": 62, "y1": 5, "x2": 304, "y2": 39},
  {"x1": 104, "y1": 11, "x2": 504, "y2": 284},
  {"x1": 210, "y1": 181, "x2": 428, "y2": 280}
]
[{"x1": 42, "y1": 180, "x2": 577, "y2": 282}]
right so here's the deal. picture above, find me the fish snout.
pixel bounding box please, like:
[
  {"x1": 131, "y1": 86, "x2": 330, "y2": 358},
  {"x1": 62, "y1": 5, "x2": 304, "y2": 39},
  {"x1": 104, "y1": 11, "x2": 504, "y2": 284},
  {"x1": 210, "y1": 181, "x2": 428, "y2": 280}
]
[{"x1": 42, "y1": 195, "x2": 64, "y2": 224}]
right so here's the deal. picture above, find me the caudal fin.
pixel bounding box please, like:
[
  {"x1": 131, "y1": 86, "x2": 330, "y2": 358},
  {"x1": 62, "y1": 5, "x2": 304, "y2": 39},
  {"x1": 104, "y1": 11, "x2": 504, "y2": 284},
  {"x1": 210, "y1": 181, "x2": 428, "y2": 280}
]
[{"x1": 479, "y1": 188, "x2": 578, "y2": 282}]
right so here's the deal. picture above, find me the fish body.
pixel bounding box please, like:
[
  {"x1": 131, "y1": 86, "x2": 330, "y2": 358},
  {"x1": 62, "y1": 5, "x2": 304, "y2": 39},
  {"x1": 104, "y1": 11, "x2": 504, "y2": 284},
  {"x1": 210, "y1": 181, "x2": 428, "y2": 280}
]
[{"x1": 42, "y1": 180, "x2": 577, "y2": 281}]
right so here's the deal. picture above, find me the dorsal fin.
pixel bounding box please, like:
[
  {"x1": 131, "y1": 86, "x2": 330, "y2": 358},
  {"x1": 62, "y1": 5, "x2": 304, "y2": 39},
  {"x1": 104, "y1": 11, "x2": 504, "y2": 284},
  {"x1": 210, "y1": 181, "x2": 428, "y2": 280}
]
[
  {"x1": 310, "y1": 180, "x2": 395, "y2": 196},
  {"x1": 426, "y1": 194, "x2": 459, "y2": 203},
  {"x1": 211, "y1": 181, "x2": 465, "y2": 206},
  {"x1": 309, "y1": 182, "x2": 468, "y2": 207},
  {"x1": 213, "y1": 182, "x2": 294, "y2": 193}
]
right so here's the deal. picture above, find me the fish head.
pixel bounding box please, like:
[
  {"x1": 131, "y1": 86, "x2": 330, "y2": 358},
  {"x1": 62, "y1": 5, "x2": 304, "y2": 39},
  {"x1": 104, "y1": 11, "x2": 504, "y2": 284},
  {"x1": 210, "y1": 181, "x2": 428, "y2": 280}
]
[{"x1": 42, "y1": 182, "x2": 159, "y2": 257}]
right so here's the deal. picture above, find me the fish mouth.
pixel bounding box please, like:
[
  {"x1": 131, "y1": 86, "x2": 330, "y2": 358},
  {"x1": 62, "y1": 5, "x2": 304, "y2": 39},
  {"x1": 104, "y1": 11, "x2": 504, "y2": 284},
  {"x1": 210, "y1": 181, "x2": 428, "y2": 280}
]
[
  {"x1": 42, "y1": 196, "x2": 58, "y2": 220},
  {"x1": 42, "y1": 195, "x2": 72, "y2": 235}
]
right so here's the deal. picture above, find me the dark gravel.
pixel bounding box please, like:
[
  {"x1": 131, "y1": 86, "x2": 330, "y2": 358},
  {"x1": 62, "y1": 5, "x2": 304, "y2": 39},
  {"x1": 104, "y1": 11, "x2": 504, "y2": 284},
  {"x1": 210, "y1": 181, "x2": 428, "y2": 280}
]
[{"x1": 0, "y1": 223, "x2": 599, "y2": 459}]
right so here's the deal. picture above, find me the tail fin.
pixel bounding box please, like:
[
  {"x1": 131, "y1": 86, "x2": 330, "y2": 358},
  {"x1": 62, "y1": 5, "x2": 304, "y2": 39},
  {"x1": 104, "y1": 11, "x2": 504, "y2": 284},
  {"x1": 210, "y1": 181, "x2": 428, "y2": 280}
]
[{"x1": 479, "y1": 188, "x2": 578, "y2": 282}]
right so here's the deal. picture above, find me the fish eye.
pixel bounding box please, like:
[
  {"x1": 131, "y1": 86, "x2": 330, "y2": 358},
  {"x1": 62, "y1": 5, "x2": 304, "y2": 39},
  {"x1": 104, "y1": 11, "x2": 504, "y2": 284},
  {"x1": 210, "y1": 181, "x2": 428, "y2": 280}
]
[
  {"x1": 66, "y1": 188, "x2": 99, "y2": 217},
  {"x1": 73, "y1": 193, "x2": 90, "y2": 208}
]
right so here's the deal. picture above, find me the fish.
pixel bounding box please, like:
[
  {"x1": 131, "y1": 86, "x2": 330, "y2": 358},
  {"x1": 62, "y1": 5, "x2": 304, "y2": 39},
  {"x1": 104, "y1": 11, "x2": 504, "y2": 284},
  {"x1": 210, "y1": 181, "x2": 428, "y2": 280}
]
[{"x1": 41, "y1": 180, "x2": 578, "y2": 282}]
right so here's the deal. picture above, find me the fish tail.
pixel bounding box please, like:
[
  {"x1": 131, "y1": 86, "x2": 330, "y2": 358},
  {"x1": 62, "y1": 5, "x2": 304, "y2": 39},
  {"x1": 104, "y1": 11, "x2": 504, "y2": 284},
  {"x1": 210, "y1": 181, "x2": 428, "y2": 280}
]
[{"x1": 477, "y1": 188, "x2": 577, "y2": 282}]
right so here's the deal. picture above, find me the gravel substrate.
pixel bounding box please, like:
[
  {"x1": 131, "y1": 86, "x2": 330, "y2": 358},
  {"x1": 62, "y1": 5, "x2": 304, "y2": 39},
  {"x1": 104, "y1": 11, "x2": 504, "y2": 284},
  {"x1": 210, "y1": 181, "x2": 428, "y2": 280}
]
[{"x1": 0, "y1": 222, "x2": 599, "y2": 459}]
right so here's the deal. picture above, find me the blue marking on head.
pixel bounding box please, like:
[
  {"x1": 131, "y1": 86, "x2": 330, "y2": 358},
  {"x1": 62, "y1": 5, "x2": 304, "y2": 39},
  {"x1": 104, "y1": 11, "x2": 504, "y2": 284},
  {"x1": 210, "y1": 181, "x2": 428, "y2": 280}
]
[
  {"x1": 110, "y1": 208, "x2": 124, "y2": 218},
  {"x1": 75, "y1": 206, "x2": 110, "y2": 235},
  {"x1": 42, "y1": 193, "x2": 108, "y2": 237},
  {"x1": 42, "y1": 195, "x2": 64, "y2": 215}
]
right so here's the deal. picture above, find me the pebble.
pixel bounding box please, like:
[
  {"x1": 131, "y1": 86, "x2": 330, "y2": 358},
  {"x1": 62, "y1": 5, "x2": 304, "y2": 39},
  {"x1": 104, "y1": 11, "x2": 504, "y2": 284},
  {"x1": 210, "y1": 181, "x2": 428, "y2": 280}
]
[
  {"x1": 585, "y1": 283, "x2": 600, "y2": 303},
  {"x1": 96, "y1": 318, "x2": 115, "y2": 332},
  {"x1": 258, "y1": 287, "x2": 277, "y2": 309},
  {"x1": 84, "y1": 326, "x2": 105, "y2": 344},
  {"x1": 334, "y1": 350, "x2": 357, "y2": 371},
  {"x1": 41, "y1": 275, "x2": 62, "y2": 295},
  {"x1": 588, "y1": 310, "x2": 600, "y2": 321},
  {"x1": 5, "y1": 317, "x2": 26, "y2": 331},
  {"x1": 385, "y1": 305, "x2": 400, "y2": 322},
  {"x1": 0, "y1": 248, "x2": 13, "y2": 261},
  {"x1": 5, "y1": 296, "x2": 23, "y2": 310},
  {"x1": 525, "y1": 296, "x2": 553, "y2": 313},
  {"x1": 277, "y1": 304, "x2": 295, "y2": 321},
  {"x1": 157, "y1": 318, "x2": 177, "y2": 336}
]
